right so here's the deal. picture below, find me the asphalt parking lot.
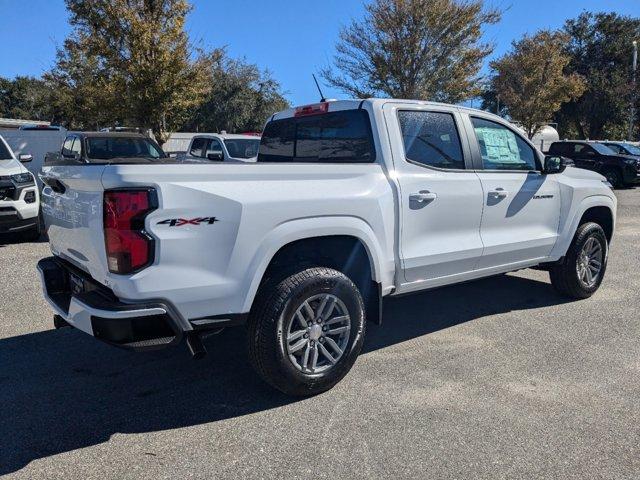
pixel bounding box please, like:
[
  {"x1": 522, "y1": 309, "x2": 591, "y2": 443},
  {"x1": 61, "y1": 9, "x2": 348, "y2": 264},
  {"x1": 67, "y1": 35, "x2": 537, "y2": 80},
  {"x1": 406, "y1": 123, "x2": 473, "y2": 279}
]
[{"x1": 1, "y1": 188, "x2": 639, "y2": 479}]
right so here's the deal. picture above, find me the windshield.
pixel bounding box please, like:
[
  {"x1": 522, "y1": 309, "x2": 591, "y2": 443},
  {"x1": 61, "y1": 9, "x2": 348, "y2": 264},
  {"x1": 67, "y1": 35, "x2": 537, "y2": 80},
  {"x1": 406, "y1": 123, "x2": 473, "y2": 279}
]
[
  {"x1": 0, "y1": 140, "x2": 12, "y2": 160},
  {"x1": 85, "y1": 136, "x2": 166, "y2": 160},
  {"x1": 224, "y1": 139, "x2": 260, "y2": 159},
  {"x1": 591, "y1": 143, "x2": 617, "y2": 155}
]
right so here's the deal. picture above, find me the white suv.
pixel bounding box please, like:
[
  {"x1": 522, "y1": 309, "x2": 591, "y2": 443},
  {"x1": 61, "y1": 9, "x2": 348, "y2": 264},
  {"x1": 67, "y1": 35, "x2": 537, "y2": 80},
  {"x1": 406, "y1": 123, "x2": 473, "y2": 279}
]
[{"x1": 0, "y1": 134, "x2": 40, "y2": 240}]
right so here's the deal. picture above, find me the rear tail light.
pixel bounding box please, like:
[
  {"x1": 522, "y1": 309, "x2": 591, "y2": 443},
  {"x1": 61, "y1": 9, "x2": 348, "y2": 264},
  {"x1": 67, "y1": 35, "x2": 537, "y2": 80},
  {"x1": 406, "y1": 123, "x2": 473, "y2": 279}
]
[{"x1": 103, "y1": 189, "x2": 157, "y2": 274}]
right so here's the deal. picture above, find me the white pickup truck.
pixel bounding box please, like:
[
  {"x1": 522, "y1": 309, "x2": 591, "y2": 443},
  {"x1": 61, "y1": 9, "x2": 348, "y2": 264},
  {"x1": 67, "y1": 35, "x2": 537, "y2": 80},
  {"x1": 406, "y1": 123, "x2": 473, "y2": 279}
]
[{"x1": 38, "y1": 99, "x2": 616, "y2": 396}]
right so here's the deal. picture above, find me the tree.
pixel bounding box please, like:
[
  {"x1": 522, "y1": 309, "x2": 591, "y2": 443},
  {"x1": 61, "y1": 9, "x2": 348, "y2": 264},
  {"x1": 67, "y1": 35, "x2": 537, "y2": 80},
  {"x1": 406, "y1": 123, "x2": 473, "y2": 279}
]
[
  {"x1": 322, "y1": 0, "x2": 500, "y2": 102},
  {"x1": 0, "y1": 76, "x2": 54, "y2": 121},
  {"x1": 184, "y1": 54, "x2": 288, "y2": 133},
  {"x1": 47, "y1": 0, "x2": 214, "y2": 142},
  {"x1": 556, "y1": 12, "x2": 640, "y2": 140},
  {"x1": 489, "y1": 31, "x2": 585, "y2": 139}
]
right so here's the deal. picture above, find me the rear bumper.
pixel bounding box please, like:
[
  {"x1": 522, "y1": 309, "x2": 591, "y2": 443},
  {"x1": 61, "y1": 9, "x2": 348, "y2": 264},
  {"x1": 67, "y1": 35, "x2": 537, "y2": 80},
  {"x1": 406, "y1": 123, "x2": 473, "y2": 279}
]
[{"x1": 37, "y1": 256, "x2": 185, "y2": 350}]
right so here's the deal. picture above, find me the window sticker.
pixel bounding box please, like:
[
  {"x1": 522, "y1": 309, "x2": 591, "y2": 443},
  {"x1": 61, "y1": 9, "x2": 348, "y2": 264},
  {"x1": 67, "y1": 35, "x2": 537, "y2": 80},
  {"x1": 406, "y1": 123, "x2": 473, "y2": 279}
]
[{"x1": 475, "y1": 127, "x2": 521, "y2": 164}]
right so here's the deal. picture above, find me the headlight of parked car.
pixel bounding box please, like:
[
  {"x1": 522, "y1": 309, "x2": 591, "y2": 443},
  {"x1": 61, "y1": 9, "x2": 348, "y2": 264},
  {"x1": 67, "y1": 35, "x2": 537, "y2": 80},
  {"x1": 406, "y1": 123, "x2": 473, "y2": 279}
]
[{"x1": 11, "y1": 172, "x2": 34, "y2": 184}]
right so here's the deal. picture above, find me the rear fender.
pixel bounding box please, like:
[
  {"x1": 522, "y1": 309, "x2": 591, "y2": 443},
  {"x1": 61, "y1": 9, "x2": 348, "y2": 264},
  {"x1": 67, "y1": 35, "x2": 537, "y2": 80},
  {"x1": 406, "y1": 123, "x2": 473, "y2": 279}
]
[{"x1": 240, "y1": 216, "x2": 388, "y2": 313}]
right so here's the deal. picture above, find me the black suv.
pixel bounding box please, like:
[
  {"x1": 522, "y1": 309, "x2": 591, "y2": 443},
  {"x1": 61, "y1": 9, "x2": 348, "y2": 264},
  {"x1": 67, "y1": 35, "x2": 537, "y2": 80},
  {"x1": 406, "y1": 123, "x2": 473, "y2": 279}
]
[
  {"x1": 600, "y1": 141, "x2": 640, "y2": 158},
  {"x1": 548, "y1": 140, "x2": 640, "y2": 188}
]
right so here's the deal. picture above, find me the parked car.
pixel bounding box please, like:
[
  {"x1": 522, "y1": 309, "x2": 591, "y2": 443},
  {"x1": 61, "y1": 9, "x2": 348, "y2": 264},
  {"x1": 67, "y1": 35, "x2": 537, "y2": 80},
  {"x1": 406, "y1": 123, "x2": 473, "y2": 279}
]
[
  {"x1": 0, "y1": 134, "x2": 40, "y2": 240},
  {"x1": 38, "y1": 99, "x2": 616, "y2": 396},
  {"x1": 44, "y1": 132, "x2": 167, "y2": 165},
  {"x1": 548, "y1": 140, "x2": 640, "y2": 188},
  {"x1": 599, "y1": 141, "x2": 640, "y2": 158},
  {"x1": 181, "y1": 133, "x2": 261, "y2": 162},
  {"x1": 1, "y1": 127, "x2": 68, "y2": 186}
]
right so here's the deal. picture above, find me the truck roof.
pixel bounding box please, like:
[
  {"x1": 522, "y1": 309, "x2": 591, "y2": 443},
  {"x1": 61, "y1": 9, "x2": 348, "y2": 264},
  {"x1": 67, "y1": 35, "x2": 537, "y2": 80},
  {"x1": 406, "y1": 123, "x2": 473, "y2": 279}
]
[
  {"x1": 190, "y1": 133, "x2": 261, "y2": 140},
  {"x1": 271, "y1": 98, "x2": 509, "y2": 125},
  {"x1": 74, "y1": 132, "x2": 149, "y2": 139}
]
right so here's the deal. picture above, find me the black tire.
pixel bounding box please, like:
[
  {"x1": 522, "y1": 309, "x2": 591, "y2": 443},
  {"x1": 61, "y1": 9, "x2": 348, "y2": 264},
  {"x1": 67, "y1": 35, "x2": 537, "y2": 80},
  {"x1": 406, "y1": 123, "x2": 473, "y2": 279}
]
[
  {"x1": 602, "y1": 168, "x2": 623, "y2": 189},
  {"x1": 247, "y1": 267, "x2": 366, "y2": 396},
  {"x1": 549, "y1": 222, "x2": 608, "y2": 299}
]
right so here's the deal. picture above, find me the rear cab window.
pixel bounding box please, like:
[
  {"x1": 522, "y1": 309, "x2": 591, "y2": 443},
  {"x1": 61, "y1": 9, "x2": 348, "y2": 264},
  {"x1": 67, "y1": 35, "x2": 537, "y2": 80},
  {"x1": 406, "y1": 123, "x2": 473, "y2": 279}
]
[{"x1": 258, "y1": 109, "x2": 375, "y2": 163}]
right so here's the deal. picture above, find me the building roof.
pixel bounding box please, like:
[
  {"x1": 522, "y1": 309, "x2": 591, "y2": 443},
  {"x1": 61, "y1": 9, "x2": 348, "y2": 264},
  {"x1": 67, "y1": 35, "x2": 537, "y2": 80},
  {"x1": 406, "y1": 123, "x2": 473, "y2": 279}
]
[{"x1": 0, "y1": 118, "x2": 50, "y2": 129}]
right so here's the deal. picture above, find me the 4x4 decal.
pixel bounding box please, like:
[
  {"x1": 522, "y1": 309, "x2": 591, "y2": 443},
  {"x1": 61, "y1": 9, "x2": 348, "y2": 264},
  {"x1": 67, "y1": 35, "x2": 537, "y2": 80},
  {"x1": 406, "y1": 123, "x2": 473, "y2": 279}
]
[{"x1": 157, "y1": 217, "x2": 218, "y2": 227}]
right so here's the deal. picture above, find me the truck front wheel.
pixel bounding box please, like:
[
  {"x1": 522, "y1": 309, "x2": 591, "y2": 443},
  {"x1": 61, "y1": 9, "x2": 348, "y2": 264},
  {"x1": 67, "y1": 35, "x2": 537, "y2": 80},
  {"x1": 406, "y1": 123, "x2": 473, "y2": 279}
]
[
  {"x1": 248, "y1": 267, "x2": 366, "y2": 396},
  {"x1": 549, "y1": 222, "x2": 608, "y2": 299}
]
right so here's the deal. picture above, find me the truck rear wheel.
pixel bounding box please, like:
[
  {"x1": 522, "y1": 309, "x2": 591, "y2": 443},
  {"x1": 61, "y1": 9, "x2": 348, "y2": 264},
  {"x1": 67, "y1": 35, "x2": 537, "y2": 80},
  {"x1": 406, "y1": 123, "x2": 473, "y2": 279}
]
[
  {"x1": 549, "y1": 222, "x2": 608, "y2": 299},
  {"x1": 247, "y1": 267, "x2": 366, "y2": 396}
]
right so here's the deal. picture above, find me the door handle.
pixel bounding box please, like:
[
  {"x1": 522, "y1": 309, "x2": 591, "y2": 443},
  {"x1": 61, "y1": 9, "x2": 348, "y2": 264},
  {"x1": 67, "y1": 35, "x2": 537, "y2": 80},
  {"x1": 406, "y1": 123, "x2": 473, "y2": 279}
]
[
  {"x1": 488, "y1": 188, "x2": 508, "y2": 199},
  {"x1": 409, "y1": 191, "x2": 437, "y2": 204}
]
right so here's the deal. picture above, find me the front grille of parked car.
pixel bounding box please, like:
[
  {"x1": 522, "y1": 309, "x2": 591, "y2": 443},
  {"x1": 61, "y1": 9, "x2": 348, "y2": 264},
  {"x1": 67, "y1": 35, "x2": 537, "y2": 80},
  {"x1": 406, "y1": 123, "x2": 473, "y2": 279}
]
[{"x1": 0, "y1": 186, "x2": 16, "y2": 201}]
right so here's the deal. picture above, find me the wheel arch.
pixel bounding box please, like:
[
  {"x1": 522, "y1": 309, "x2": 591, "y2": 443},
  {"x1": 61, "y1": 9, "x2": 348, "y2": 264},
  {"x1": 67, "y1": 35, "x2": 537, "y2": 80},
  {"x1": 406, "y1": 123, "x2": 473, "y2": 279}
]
[
  {"x1": 579, "y1": 205, "x2": 614, "y2": 242},
  {"x1": 550, "y1": 195, "x2": 616, "y2": 259},
  {"x1": 240, "y1": 216, "x2": 388, "y2": 322}
]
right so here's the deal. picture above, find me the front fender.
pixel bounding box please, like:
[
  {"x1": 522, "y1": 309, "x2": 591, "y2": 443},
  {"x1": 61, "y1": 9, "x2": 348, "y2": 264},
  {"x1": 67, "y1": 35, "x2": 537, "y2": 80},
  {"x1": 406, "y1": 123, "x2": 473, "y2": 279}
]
[
  {"x1": 239, "y1": 216, "x2": 392, "y2": 313},
  {"x1": 549, "y1": 194, "x2": 616, "y2": 260}
]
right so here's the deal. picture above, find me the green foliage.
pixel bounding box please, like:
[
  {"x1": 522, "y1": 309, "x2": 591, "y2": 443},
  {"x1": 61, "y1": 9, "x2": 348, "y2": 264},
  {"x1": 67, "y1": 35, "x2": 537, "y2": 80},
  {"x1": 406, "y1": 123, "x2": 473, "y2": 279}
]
[
  {"x1": 322, "y1": 0, "x2": 500, "y2": 102},
  {"x1": 0, "y1": 76, "x2": 53, "y2": 121},
  {"x1": 556, "y1": 12, "x2": 640, "y2": 140},
  {"x1": 489, "y1": 31, "x2": 586, "y2": 139},
  {"x1": 184, "y1": 54, "x2": 289, "y2": 133},
  {"x1": 41, "y1": 0, "x2": 288, "y2": 141}
]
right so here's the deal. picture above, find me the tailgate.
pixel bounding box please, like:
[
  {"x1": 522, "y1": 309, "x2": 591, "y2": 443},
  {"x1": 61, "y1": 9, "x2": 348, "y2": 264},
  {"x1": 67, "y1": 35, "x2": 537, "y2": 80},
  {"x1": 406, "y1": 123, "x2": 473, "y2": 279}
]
[{"x1": 40, "y1": 164, "x2": 109, "y2": 281}]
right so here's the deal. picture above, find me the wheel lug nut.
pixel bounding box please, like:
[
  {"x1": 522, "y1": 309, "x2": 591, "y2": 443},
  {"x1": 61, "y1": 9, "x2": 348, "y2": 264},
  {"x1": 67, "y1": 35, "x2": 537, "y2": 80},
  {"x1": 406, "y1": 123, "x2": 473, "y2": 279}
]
[
  {"x1": 310, "y1": 341, "x2": 315, "y2": 346},
  {"x1": 319, "y1": 338, "x2": 325, "y2": 343},
  {"x1": 303, "y1": 333, "x2": 308, "y2": 338},
  {"x1": 322, "y1": 326, "x2": 328, "y2": 331},
  {"x1": 307, "y1": 322, "x2": 312, "y2": 327}
]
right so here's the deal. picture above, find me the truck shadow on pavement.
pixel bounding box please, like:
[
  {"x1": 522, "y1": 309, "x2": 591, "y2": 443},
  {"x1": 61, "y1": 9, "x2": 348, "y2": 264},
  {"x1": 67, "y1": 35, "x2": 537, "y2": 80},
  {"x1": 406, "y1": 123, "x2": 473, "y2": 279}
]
[{"x1": 0, "y1": 273, "x2": 570, "y2": 474}]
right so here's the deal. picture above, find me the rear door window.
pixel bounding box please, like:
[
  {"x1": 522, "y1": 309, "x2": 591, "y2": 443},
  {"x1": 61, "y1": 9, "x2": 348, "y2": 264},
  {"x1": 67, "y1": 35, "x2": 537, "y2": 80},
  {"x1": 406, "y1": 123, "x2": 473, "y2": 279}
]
[
  {"x1": 258, "y1": 109, "x2": 375, "y2": 163},
  {"x1": 398, "y1": 111, "x2": 465, "y2": 169}
]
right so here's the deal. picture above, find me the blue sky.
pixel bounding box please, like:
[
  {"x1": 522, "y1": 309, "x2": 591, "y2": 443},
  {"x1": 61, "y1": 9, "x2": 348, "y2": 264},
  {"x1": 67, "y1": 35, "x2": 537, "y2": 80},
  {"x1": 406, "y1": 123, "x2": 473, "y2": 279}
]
[{"x1": 0, "y1": 0, "x2": 638, "y2": 105}]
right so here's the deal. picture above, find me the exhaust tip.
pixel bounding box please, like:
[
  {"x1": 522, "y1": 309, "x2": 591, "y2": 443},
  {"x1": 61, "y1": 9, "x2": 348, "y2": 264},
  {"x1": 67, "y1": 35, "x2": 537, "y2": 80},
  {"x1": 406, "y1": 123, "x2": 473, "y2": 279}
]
[{"x1": 186, "y1": 332, "x2": 207, "y2": 360}]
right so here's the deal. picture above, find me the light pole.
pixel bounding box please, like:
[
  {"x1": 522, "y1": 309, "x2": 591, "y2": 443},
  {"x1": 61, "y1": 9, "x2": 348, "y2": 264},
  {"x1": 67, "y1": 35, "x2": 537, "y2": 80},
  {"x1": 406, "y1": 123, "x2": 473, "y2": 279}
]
[{"x1": 629, "y1": 40, "x2": 638, "y2": 140}]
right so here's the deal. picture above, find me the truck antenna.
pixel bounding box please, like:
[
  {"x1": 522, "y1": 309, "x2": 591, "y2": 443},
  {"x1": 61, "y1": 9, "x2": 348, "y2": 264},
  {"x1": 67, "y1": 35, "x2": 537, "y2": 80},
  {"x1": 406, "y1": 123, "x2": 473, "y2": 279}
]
[{"x1": 313, "y1": 74, "x2": 327, "y2": 102}]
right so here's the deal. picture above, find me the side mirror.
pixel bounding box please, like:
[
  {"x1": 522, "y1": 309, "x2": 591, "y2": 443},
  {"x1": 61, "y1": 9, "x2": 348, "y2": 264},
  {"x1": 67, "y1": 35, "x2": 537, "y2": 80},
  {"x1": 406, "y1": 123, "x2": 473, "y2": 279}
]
[
  {"x1": 544, "y1": 155, "x2": 566, "y2": 174},
  {"x1": 207, "y1": 151, "x2": 224, "y2": 161},
  {"x1": 19, "y1": 154, "x2": 33, "y2": 163}
]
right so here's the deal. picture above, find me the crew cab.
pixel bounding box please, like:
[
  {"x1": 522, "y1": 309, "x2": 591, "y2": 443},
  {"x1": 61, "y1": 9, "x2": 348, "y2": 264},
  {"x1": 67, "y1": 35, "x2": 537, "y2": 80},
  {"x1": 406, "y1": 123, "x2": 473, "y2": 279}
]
[
  {"x1": 38, "y1": 99, "x2": 617, "y2": 396},
  {"x1": 181, "y1": 133, "x2": 260, "y2": 162},
  {"x1": 548, "y1": 140, "x2": 640, "y2": 188},
  {"x1": 0, "y1": 134, "x2": 40, "y2": 240}
]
